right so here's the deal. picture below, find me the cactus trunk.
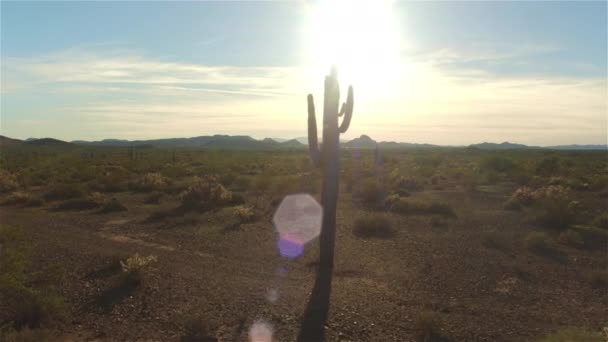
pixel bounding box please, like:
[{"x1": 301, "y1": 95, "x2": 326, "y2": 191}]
[{"x1": 299, "y1": 68, "x2": 353, "y2": 341}]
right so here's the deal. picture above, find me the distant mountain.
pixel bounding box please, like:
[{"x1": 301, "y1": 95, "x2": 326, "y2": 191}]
[
  {"x1": 343, "y1": 134, "x2": 377, "y2": 149},
  {"x1": 0, "y1": 135, "x2": 23, "y2": 147},
  {"x1": 279, "y1": 139, "x2": 305, "y2": 148},
  {"x1": 25, "y1": 138, "x2": 71, "y2": 146},
  {"x1": 70, "y1": 135, "x2": 306, "y2": 150},
  {"x1": 545, "y1": 144, "x2": 607, "y2": 150},
  {"x1": 469, "y1": 142, "x2": 536, "y2": 150}
]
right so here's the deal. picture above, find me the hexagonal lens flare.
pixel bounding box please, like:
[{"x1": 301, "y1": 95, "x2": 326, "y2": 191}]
[{"x1": 273, "y1": 194, "x2": 323, "y2": 259}]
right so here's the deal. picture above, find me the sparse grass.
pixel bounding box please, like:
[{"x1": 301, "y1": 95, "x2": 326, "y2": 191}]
[
  {"x1": 353, "y1": 213, "x2": 393, "y2": 238},
  {"x1": 413, "y1": 311, "x2": 445, "y2": 342},
  {"x1": 2, "y1": 192, "x2": 43, "y2": 207},
  {"x1": 391, "y1": 199, "x2": 456, "y2": 218},
  {"x1": 538, "y1": 327, "x2": 603, "y2": 342},
  {"x1": 0, "y1": 225, "x2": 66, "y2": 331}
]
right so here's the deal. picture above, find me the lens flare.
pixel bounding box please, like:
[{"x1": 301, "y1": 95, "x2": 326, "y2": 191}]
[{"x1": 249, "y1": 320, "x2": 273, "y2": 342}]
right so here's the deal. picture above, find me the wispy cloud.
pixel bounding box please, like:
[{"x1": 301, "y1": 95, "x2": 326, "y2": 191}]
[{"x1": 2, "y1": 45, "x2": 606, "y2": 145}]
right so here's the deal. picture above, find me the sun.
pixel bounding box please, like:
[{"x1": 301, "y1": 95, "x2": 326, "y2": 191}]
[{"x1": 304, "y1": 0, "x2": 403, "y2": 97}]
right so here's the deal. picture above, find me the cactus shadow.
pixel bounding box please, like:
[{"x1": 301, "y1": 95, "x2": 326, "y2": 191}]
[{"x1": 297, "y1": 265, "x2": 333, "y2": 342}]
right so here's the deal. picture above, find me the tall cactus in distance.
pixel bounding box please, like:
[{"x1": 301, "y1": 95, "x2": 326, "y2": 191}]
[{"x1": 299, "y1": 67, "x2": 354, "y2": 342}]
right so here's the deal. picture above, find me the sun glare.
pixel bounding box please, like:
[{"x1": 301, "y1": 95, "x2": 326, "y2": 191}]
[{"x1": 305, "y1": 0, "x2": 402, "y2": 96}]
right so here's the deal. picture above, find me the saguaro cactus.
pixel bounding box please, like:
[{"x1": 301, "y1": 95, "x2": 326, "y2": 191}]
[{"x1": 298, "y1": 67, "x2": 353, "y2": 341}]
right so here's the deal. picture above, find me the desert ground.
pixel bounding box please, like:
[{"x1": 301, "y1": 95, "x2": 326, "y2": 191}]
[{"x1": 1, "y1": 144, "x2": 606, "y2": 341}]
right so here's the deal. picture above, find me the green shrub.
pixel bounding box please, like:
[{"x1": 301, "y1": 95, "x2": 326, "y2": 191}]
[
  {"x1": 535, "y1": 157, "x2": 560, "y2": 177},
  {"x1": 100, "y1": 198, "x2": 127, "y2": 213},
  {"x1": 413, "y1": 311, "x2": 444, "y2": 342},
  {"x1": 179, "y1": 176, "x2": 232, "y2": 212},
  {"x1": 391, "y1": 199, "x2": 456, "y2": 218},
  {"x1": 557, "y1": 230, "x2": 584, "y2": 248},
  {"x1": 53, "y1": 198, "x2": 100, "y2": 211},
  {"x1": 143, "y1": 191, "x2": 164, "y2": 204},
  {"x1": 353, "y1": 213, "x2": 393, "y2": 238},
  {"x1": 357, "y1": 178, "x2": 384, "y2": 207},
  {"x1": 0, "y1": 171, "x2": 19, "y2": 193},
  {"x1": 538, "y1": 327, "x2": 603, "y2": 342},
  {"x1": 44, "y1": 183, "x2": 85, "y2": 201},
  {"x1": 524, "y1": 232, "x2": 564, "y2": 262},
  {"x1": 592, "y1": 213, "x2": 608, "y2": 229}
]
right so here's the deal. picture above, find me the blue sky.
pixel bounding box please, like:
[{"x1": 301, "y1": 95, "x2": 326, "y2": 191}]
[{"x1": 1, "y1": 1, "x2": 606, "y2": 145}]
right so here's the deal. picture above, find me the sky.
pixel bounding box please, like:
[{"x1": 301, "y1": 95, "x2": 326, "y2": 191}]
[{"x1": 1, "y1": 1, "x2": 606, "y2": 146}]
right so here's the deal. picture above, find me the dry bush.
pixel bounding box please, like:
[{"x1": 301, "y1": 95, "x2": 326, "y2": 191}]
[
  {"x1": 143, "y1": 191, "x2": 164, "y2": 204},
  {"x1": 557, "y1": 230, "x2": 584, "y2": 248},
  {"x1": 353, "y1": 213, "x2": 393, "y2": 239},
  {"x1": 52, "y1": 198, "x2": 100, "y2": 211},
  {"x1": 120, "y1": 254, "x2": 157, "y2": 275},
  {"x1": 2, "y1": 192, "x2": 43, "y2": 207},
  {"x1": 44, "y1": 183, "x2": 85, "y2": 202},
  {"x1": 131, "y1": 172, "x2": 169, "y2": 192},
  {"x1": 100, "y1": 198, "x2": 127, "y2": 213},
  {"x1": 391, "y1": 199, "x2": 456, "y2": 218},
  {"x1": 179, "y1": 176, "x2": 233, "y2": 212},
  {"x1": 413, "y1": 311, "x2": 445, "y2": 342},
  {"x1": 592, "y1": 213, "x2": 608, "y2": 229},
  {"x1": 0, "y1": 171, "x2": 19, "y2": 193},
  {"x1": 233, "y1": 205, "x2": 256, "y2": 223}
]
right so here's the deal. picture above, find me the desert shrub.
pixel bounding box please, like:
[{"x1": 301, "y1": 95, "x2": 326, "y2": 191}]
[
  {"x1": 538, "y1": 327, "x2": 603, "y2": 342},
  {"x1": 357, "y1": 178, "x2": 385, "y2": 207},
  {"x1": 530, "y1": 186, "x2": 578, "y2": 230},
  {"x1": 44, "y1": 183, "x2": 85, "y2": 201},
  {"x1": 413, "y1": 311, "x2": 444, "y2": 342},
  {"x1": 233, "y1": 205, "x2": 256, "y2": 223},
  {"x1": 353, "y1": 213, "x2": 393, "y2": 238},
  {"x1": 100, "y1": 198, "x2": 127, "y2": 213},
  {"x1": 0, "y1": 171, "x2": 19, "y2": 193},
  {"x1": 120, "y1": 253, "x2": 157, "y2": 276},
  {"x1": 588, "y1": 270, "x2": 607, "y2": 290},
  {"x1": 535, "y1": 157, "x2": 560, "y2": 177},
  {"x1": 572, "y1": 226, "x2": 607, "y2": 250},
  {"x1": 557, "y1": 230, "x2": 584, "y2": 248},
  {"x1": 179, "y1": 176, "x2": 232, "y2": 211},
  {"x1": 391, "y1": 175, "x2": 423, "y2": 194},
  {"x1": 2, "y1": 192, "x2": 43, "y2": 207},
  {"x1": 131, "y1": 172, "x2": 169, "y2": 192},
  {"x1": 505, "y1": 186, "x2": 535, "y2": 209},
  {"x1": 481, "y1": 231, "x2": 509, "y2": 251},
  {"x1": 391, "y1": 199, "x2": 456, "y2": 218},
  {"x1": 524, "y1": 232, "x2": 563, "y2": 261},
  {"x1": 143, "y1": 191, "x2": 164, "y2": 204},
  {"x1": 592, "y1": 213, "x2": 608, "y2": 229},
  {"x1": 0, "y1": 225, "x2": 66, "y2": 330},
  {"x1": 53, "y1": 198, "x2": 100, "y2": 211},
  {"x1": 230, "y1": 176, "x2": 251, "y2": 192}
]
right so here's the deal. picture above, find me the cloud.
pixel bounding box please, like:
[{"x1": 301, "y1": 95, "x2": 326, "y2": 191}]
[{"x1": 1, "y1": 46, "x2": 606, "y2": 145}]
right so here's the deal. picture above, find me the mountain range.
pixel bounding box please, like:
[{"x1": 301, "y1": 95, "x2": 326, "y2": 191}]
[{"x1": 1, "y1": 135, "x2": 605, "y2": 150}]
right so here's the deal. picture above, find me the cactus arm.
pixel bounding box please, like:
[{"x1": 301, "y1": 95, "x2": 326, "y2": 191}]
[
  {"x1": 338, "y1": 102, "x2": 346, "y2": 117},
  {"x1": 338, "y1": 85, "x2": 354, "y2": 133},
  {"x1": 307, "y1": 94, "x2": 321, "y2": 166}
]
